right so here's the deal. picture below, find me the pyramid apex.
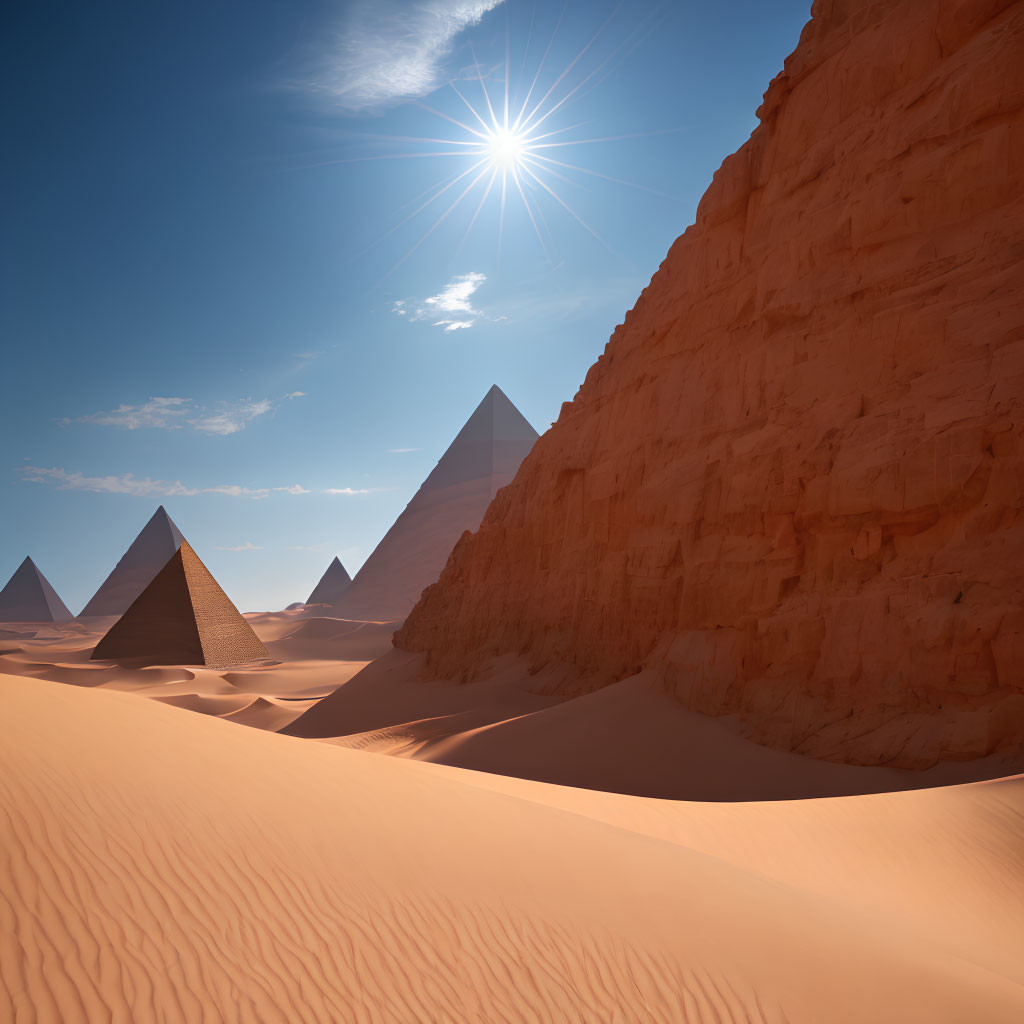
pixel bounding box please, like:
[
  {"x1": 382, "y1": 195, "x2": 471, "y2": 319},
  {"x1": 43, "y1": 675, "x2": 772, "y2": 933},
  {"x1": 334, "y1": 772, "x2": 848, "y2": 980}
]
[
  {"x1": 0, "y1": 555, "x2": 72, "y2": 621},
  {"x1": 80, "y1": 504, "x2": 187, "y2": 617}
]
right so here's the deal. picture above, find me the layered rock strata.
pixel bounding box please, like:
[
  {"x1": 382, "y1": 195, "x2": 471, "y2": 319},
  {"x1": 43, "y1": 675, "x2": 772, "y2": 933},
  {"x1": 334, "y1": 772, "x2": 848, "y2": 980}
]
[{"x1": 397, "y1": 0, "x2": 1024, "y2": 767}]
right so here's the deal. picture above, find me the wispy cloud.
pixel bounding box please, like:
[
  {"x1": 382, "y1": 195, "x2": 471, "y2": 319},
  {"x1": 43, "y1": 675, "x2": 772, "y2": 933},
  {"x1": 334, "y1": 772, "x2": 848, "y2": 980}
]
[
  {"x1": 310, "y1": 0, "x2": 504, "y2": 114},
  {"x1": 394, "y1": 272, "x2": 497, "y2": 333},
  {"x1": 65, "y1": 392, "x2": 305, "y2": 436},
  {"x1": 215, "y1": 541, "x2": 263, "y2": 552},
  {"x1": 326, "y1": 486, "x2": 374, "y2": 495},
  {"x1": 188, "y1": 399, "x2": 274, "y2": 436},
  {"x1": 65, "y1": 397, "x2": 192, "y2": 431},
  {"x1": 387, "y1": 447, "x2": 422, "y2": 453},
  {"x1": 19, "y1": 466, "x2": 313, "y2": 500}
]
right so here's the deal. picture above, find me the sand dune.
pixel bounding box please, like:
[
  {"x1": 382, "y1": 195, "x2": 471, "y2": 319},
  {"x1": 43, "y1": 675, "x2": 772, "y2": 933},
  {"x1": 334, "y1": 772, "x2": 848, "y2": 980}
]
[
  {"x1": 289, "y1": 651, "x2": 1024, "y2": 800},
  {"x1": 2, "y1": 672, "x2": 1024, "y2": 1022},
  {"x1": 0, "y1": 614, "x2": 374, "y2": 731},
  {"x1": 265, "y1": 615, "x2": 399, "y2": 662}
]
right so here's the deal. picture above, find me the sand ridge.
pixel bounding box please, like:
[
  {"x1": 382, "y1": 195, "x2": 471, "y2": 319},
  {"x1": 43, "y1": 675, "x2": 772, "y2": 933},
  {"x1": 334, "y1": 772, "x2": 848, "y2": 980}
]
[{"x1": 3, "y1": 673, "x2": 1024, "y2": 1022}]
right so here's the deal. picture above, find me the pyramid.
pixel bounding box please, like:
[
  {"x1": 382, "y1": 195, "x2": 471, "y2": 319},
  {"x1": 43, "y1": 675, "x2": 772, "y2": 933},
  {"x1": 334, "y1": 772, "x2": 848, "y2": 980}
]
[
  {"x1": 0, "y1": 557, "x2": 72, "y2": 622},
  {"x1": 333, "y1": 385, "x2": 539, "y2": 621},
  {"x1": 80, "y1": 505, "x2": 185, "y2": 617},
  {"x1": 306, "y1": 556, "x2": 352, "y2": 605},
  {"x1": 92, "y1": 541, "x2": 268, "y2": 667}
]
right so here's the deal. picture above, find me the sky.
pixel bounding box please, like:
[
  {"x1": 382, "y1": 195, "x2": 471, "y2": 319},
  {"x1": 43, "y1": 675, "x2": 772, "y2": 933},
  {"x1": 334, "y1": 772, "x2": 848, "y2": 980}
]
[{"x1": 0, "y1": 0, "x2": 812, "y2": 613}]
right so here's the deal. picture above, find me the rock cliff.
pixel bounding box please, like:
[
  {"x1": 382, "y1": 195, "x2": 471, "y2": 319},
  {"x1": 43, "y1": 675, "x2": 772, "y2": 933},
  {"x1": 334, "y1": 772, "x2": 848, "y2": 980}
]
[{"x1": 396, "y1": 0, "x2": 1024, "y2": 767}]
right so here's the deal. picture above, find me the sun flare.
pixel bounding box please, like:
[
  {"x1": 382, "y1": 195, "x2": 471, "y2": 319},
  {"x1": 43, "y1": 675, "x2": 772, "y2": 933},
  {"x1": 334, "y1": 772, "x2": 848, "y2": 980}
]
[
  {"x1": 326, "y1": 6, "x2": 674, "y2": 270},
  {"x1": 483, "y1": 127, "x2": 529, "y2": 171}
]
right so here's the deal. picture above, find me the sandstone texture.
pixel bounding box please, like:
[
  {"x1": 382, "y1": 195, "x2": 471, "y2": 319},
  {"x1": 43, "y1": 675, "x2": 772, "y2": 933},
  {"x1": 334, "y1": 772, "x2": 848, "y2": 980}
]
[
  {"x1": 397, "y1": 0, "x2": 1024, "y2": 767},
  {"x1": 92, "y1": 541, "x2": 267, "y2": 668}
]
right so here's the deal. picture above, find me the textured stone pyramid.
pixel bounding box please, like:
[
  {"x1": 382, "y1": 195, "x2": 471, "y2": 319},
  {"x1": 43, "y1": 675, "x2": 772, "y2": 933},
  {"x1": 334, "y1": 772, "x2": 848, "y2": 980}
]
[
  {"x1": 306, "y1": 556, "x2": 352, "y2": 605},
  {"x1": 0, "y1": 557, "x2": 72, "y2": 622},
  {"x1": 80, "y1": 505, "x2": 185, "y2": 617},
  {"x1": 92, "y1": 541, "x2": 268, "y2": 667},
  {"x1": 397, "y1": 0, "x2": 1024, "y2": 768},
  {"x1": 333, "y1": 385, "x2": 539, "y2": 621}
]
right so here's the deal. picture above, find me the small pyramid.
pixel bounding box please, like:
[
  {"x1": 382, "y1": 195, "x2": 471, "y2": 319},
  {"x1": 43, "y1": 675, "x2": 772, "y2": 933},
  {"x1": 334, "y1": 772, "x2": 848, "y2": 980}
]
[
  {"x1": 306, "y1": 556, "x2": 352, "y2": 605},
  {"x1": 0, "y1": 557, "x2": 72, "y2": 622},
  {"x1": 91, "y1": 541, "x2": 268, "y2": 667},
  {"x1": 80, "y1": 505, "x2": 185, "y2": 617},
  {"x1": 332, "y1": 385, "x2": 539, "y2": 621}
]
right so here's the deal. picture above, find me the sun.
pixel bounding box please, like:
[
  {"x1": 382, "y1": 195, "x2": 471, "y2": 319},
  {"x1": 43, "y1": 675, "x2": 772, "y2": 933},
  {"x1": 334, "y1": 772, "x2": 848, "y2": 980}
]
[
  {"x1": 483, "y1": 127, "x2": 528, "y2": 171},
  {"x1": 327, "y1": 7, "x2": 673, "y2": 270}
]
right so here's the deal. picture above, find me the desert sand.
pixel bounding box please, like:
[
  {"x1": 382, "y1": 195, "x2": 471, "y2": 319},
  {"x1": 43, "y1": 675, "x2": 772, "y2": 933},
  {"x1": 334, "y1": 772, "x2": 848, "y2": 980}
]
[
  {"x1": 0, "y1": 611, "x2": 395, "y2": 734},
  {"x1": 3, "y1": 672, "x2": 1024, "y2": 1023}
]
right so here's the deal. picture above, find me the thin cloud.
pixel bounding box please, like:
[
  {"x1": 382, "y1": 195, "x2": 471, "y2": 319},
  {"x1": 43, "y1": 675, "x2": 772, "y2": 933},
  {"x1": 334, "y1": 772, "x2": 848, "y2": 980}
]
[
  {"x1": 188, "y1": 399, "x2": 273, "y2": 436},
  {"x1": 18, "y1": 466, "x2": 306, "y2": 501},
  {"x1": 311, "y1": 0, "x2": 504, "y2": 114},
  {"x1": 66, "y1": 393, "x2": 304, "y2": 436},
  {"x1": 325, "y1": 486, "x2": 374, "y2": 495},
  {"x1": 65, "y1": 397, "x2": 192, "y2": 431},
  {"x1": 275, "y1": 484, "x2": 311, "y2": 494},
  {"x1": 215, "y1": 541, "x2": 263, "y2": 552},
  {"x1": 387, "y1": 447, "x2": 422, "y2": 453},
  {"x1": 395, "y1": 272, "x2": 496, "y2": 333}
]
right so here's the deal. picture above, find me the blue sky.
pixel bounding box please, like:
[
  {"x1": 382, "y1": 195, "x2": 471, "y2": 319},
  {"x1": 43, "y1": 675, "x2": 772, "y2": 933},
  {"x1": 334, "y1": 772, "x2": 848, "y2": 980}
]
[{"x1": 0, "y1": 0, "x2": 811, "y2": 612}]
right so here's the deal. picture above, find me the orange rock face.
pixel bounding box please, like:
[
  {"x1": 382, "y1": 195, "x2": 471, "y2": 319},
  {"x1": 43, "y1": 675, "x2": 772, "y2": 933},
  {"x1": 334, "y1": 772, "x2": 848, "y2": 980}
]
[{"x1": 396, "y1": 0, "x2": 1024, "y2": 767}]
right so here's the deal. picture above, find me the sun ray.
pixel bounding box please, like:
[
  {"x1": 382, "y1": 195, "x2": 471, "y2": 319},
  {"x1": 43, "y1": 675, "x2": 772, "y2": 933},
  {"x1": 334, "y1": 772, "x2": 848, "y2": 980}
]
[
  {"x1": 517, "y1": 5, "x2": 620, "y2": 137},
  {"x1": 527, "y1": 152, "x2": 677, "y2": 200},
  {"x1": 469, "y1": 44, "x2": 501, "y2": 133},
  {"x1": 532, "y1": 127, "x2": 684, "y2": 150},
  {"x1": 413, "y1": 100, "x2": 489, "y2": 140},
  {"x1": 456, "y1": 168, "x2": 498, "y2": 256},
  {"x1": 351, "y1": 158, "x2": 491, "y2": 266},
  {"x1": 512, "y1": 0, "x2": 567, "y2": 131},
  {"x1": 511, "y1": 166, "x2": 553, "y2": 265},
  {"x1": 388, "y1": 162, "x2": 494, "y2": 276},
  {"x1": 519, "y1": 163, "x2": 609, "y2": 249},
  {"x1": 498, "y1": 168, "x2": 508, "y2": 258},
  {"x1": 447, "y1": 81, "x2": 493, "y2": 136},
  {"x1": 503, "y1": 19, "x2": 510, "y2": 131}
]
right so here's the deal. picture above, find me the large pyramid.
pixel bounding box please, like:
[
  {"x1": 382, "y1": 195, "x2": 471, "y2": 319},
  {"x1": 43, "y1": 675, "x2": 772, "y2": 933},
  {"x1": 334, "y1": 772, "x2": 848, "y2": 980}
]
[
  {"x1": 92, "y1": 541, "x2": 268, "y2": 667},
  {"x1": 332, "y1": 385, "x2": 539, "y2": 621},
  {"x1": 80, "y1": 505, "x2": 185, "y2": 617},
  {"x1": 0, "y1": 557, "x2": 72, "y2": 622},
  {"x1": 396, "y1": 0, "x2": 1024, "y2": 768},
  {"x1": 306, "y1": 556, "x2": 352, "y2": 605}
]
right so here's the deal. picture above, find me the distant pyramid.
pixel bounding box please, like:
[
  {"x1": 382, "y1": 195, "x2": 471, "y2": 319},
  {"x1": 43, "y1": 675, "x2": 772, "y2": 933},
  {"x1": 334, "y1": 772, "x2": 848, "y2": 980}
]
[
  {"x1": 91, "y1": 541, "x2": 268, "y2": 667},
  {"x1": 332, "y1": 385, "x2": 539, "y2": 621},
  {"x1": 80, "y1": 505, "x2": 185, "y2": 617},
  {"x1": 0, "y1": 557, "x2": 72, "y2": 622},
  {"x1": 306, "y1": 556, "x2": 352, "y2": 605}
]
